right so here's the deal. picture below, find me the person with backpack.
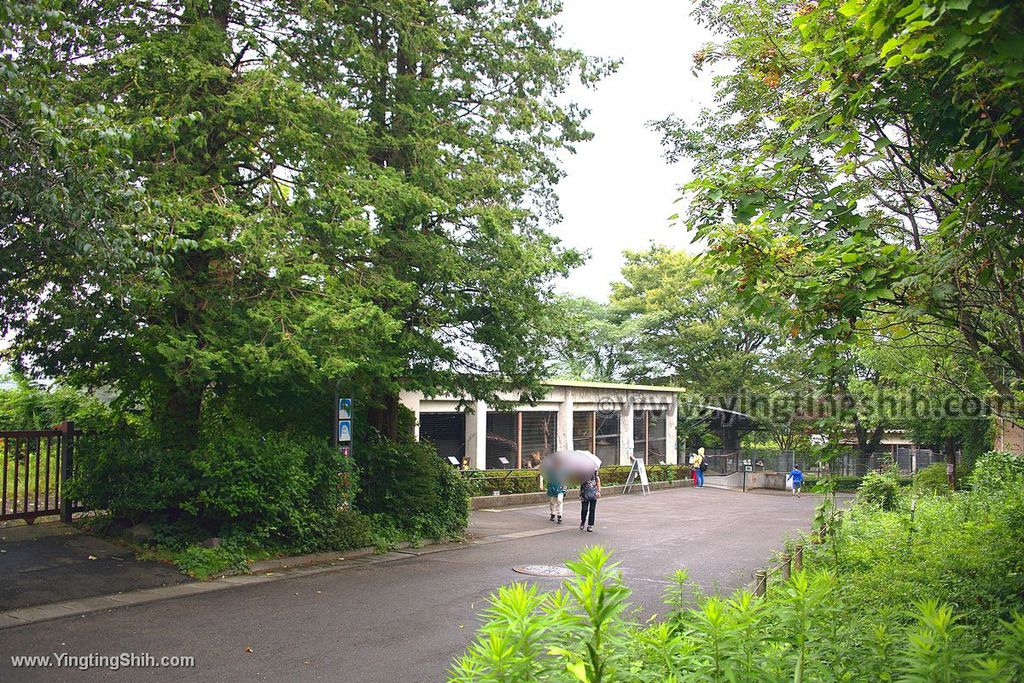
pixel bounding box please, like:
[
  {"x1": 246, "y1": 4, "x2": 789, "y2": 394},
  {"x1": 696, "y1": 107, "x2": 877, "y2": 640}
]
[
  {"x1": 789, "y1": 465, "x2": 804, "y2": 497},
  {"x1": 546, "y1": 473, "x2": 566, "y2": 524},
  {"x1": 693, "y1": 448, "x2": 707, "y2": 488},
  {"x1": 579, "y1": 471, "x2": 601, "y2": 532}
]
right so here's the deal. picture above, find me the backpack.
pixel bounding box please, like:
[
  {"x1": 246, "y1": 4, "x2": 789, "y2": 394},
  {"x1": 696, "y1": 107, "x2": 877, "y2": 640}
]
[
  {"x1": 699, "y1": 460, "x2": 708, "y2": 472},
  {"x1": 581, "y1": 479, "x2": 599, "y2": 501}
]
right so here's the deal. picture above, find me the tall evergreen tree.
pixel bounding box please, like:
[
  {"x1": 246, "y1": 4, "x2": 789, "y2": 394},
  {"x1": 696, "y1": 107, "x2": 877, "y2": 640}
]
[{"x1": 1, "y1": 1, "x2": 610, "y2": 446}]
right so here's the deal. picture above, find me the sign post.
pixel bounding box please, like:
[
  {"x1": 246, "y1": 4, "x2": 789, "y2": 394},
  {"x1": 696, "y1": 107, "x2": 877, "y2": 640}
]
[
  {"x1": 623, "y1": 456, "x2": 650, "y2": 495},
  {"x1": 335, "y1": 397, "x2": 353, "y2": 458}
]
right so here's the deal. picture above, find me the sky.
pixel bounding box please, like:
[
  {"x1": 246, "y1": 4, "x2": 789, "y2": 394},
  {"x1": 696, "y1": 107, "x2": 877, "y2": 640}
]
[{"x1": 546, "y1": 0, "x2": 717, "y2": 300}]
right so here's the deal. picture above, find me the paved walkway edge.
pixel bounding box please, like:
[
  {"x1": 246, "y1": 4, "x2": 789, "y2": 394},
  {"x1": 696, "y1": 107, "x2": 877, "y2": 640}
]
[
  {"x1": 0, "y1": 507, "x2": 580, "y2": 631},
  {"x1": 0, "y1": 484, "x2": 720, "y2": 631},
  {"x1": 0, "y1": 539, "x2": 468, "y2": 632}
]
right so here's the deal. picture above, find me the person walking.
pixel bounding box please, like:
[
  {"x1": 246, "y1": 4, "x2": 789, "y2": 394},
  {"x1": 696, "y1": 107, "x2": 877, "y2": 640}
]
[
  {"x1": 579, "y1": 471, "x2": 600, "y2": 532},
  {"x1": 693, "y1": 448, "x2": 706, "y2": 488},
  {"x1": 546, "y1": 474, "x2": 566, "y2": 524},
  {"x1": 790, "y1": 465, "x2": 804, "y2": 496}
]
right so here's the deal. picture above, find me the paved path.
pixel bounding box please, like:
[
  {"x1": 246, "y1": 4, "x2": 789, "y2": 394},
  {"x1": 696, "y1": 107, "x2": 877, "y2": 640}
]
[
  {"x1": 0, "y1": 524, "x2": 190, "y2": 611},
  {"x1": 0, "y1": 487, "x2": 821, "y2": 682}
]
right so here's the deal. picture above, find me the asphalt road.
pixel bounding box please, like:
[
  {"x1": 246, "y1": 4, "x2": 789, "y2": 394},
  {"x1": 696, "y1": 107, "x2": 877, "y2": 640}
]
[{"x1": 0, "y1": 487, "x2": 821, "y2": 682}]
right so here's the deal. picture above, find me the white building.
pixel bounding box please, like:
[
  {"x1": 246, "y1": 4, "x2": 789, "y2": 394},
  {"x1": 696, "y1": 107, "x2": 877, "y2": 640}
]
[{"x1": 401, "y1": 380, "x2": 685, "y2": 470}]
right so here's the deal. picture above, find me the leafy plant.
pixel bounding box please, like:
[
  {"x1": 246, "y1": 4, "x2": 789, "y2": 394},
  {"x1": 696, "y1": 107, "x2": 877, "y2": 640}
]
[
  {"x1": 356, "y1": 438, "x2": 469, "y2": 540},
  {"x1": 913, "y1": 463, "x2": 951, "y2": 497},
  {"x1": 857, "y1": 468, "x2": 903, "y2": 511},
  {"x1": 173, "y1": 544, "x2": 248, "y2": 579}
]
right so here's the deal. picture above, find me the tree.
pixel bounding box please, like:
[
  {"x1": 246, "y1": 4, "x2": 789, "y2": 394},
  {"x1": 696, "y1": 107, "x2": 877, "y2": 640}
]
[
  {"x1": 609, "y1": 247, "x2": 780, "y2": 401},
  {"x1": 1, "y1": 1, "x2": 610, "y2": 449},
  {"x1": 657, "y1": 0, "x2": 1024, "y2": 417},
  {"x1": 547, "y1": 296, "x2": 635, "y2": 382}
]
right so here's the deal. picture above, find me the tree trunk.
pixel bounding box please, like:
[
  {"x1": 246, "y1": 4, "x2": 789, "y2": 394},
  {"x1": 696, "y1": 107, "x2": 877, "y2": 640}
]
[{"x1": 367, "y1": 391, "x2": 399, "y2": 442}]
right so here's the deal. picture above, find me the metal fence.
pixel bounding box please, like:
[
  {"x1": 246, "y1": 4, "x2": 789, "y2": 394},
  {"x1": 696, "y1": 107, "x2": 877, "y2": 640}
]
[{"x1": 697, "y1": 447, "x2": 943, "y2": 477}]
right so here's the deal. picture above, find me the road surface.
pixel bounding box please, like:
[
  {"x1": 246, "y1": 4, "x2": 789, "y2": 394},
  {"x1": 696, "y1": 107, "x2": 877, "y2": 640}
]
[{"x1": 0, "y1": 487, "x2": 821, "y2": 682}]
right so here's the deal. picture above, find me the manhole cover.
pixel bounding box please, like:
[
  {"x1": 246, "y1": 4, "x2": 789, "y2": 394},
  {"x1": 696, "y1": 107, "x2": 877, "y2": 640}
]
[{"x1": 512, "y1": 564, "x2": 574, "y2": 578}]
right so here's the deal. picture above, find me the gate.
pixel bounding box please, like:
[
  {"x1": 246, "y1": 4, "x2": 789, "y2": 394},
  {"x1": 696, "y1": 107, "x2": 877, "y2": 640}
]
[{"x1": 1, "y1": 421, "x2": 80, "y2": 523}]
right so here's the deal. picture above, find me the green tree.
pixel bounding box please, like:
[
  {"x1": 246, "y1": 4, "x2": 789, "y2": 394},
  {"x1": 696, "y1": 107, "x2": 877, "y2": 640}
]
[
  {"x1": 1, "y1": 0, "x2": 610, "y2": 449},
  {"x1": 610, "y1": 247, "x2": 779, "y2": 400},
  {"x1": 548, "y1": 296, "x2": 636, "y2": 382},
  {"x1": 657, "y1": 0, "x2": 1024, "y2": 416}
]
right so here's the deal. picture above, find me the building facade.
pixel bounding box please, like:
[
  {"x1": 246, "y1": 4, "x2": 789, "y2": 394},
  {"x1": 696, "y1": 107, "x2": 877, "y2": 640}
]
[{"x1": 400, "y1": 380, "x2": 683, "y2": 470}]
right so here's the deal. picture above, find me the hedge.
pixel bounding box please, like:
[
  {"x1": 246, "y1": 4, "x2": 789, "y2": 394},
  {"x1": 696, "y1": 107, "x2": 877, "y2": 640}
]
[{"x1": 461, "y1": 464, "x2": 692, "y2": 497}]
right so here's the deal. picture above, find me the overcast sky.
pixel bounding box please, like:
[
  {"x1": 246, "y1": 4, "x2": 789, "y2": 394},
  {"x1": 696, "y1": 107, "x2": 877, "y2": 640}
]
[{"x1": 546, "y1": 0, "x2": 716, "y2": 300}]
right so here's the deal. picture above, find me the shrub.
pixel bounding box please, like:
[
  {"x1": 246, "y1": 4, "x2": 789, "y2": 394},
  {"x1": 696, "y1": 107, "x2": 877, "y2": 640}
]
[
  {"x1": 356, "y1": 438, "x2": 469, "y2": 540},
  {"x1": 912, "y1": 462, "x2": 950, "y2": 496},
  {"x1": 970, "y1": 451, "x2": 1024, "y2": 493},
  {"x1": 66, "y1": 423, "x2": 196, "y2": 521},
  {"x1": 461, "y1": 464, "x2": 691, "y2": 497},
  {"x1": 68, "y1": 415, "x2": 356, "y2": 551},
  {"x1": 452, "y1": 546, "x2": 1024, "y2": 682},
  {"x1": 173, "y1": 544, "x2": 248, "y2": 579},
  {"x1": 857, "y1": 468, "x2": 903, "y2": 510}
]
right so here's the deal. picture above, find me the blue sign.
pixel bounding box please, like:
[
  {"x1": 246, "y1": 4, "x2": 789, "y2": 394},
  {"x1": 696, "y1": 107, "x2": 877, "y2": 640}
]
[
  {"x1": 338, "y1": 420, "x2": 352, "y2": 443},
  {"x1": 338, "y1": 398, "x2": 352, "y2": 420}
]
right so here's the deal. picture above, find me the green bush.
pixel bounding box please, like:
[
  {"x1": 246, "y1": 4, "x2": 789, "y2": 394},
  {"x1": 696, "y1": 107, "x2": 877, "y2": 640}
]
[
  {"x1": 452, "y1": 546, "x2": 1024, "y2": 682},
  {"x1": 65, "y1": 423, "x2": 196, "y2": 522},
  {"x1": 462, "y1": 469, "x2": 543, "y2": 497},
  {"x1": 461, "y1": 464, "x2": 691, "y2": 497},
  {"x1": 970, "y1": 451, "x2": 1024, "y2": 493},
  {"x1": 68, "y1": 416, "x2": 355, "y2": 551},
  {"x1": 913, "y1": 462, "x2": 951, "y2": 496},
  {"x1": 173, "y1": 544, "x2": 249, "y2": 579},
  {"x1": 0, "y1": 376, "x2": 116, "y2": 431},
  {"x1": 857, "y1": 468, "x2": 903, "y2": 510},
  {"x1": 356, "y1": 438, "x2": 469, "y2": 540}
]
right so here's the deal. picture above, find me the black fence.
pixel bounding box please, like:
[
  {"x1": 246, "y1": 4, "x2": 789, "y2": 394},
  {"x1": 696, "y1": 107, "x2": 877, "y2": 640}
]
[{"x1": 1, "y1": 422, "x2": 81, "y2": 523}]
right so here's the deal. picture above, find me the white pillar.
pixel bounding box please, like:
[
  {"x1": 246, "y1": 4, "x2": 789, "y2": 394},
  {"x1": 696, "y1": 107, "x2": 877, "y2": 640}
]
[
  {"x1": 665, "y1": 397, "x2": 679, "y2": 464},
  {"x1": 465, "y1": 400, "x2": 488, "y2": 470},
  {"x1": 619, "y1": 394, "x2": 634, "y2": 465},
  {"x1": 556, "y1": 390, "x2": 574, "y2": 451}
]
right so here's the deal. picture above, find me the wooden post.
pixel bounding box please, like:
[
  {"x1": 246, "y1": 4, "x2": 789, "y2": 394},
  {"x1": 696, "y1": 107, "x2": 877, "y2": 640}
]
[
  {"x1": 644, "y1": 410, "x2": 650, "y2": 464},
  {"x1": 754, "y1": 570, "x2": 767, "y2": 597},
  {"x1": 781, "y1": 553, "x2": 791, "y2": 581},
  {"x1": 516, "y1": 412, "x2": 523, "y2": 469},
  {"x1": 794, "y1": 543, "x2": 804, "y2": 571},
  {"x1": 60, "y1": 421, "x2": 74, "y2": 524},
  {"x1": 590, "y1": 411, "x2": 596, "y2": 454}
]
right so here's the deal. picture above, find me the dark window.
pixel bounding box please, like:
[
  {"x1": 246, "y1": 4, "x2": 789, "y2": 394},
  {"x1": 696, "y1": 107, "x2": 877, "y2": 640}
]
[
  {"x1": 521, "y1": 412, "x2": 556, "y2": 467},
  {"x1": 633, "y1": 410, "x2": 647, "y2": 462},
  {"x1": 595, "y1": 410, "x2": 619, "y2": 467},
  {"x1": 647, "y1": 410, "x2": 667, "y2": 465},
  {"x1": 486, "y1": 412, "x2": 517, "y2": 469},
  {"x1": 419, "y1": 413, "x2": 465, "y2": 465},
  {"x1": 573, "y1": 411, "x2": 594, "y2": 452}
]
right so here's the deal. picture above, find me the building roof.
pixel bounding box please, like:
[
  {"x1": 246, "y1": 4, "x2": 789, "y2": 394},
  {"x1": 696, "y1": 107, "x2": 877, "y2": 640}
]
[{"x1": 542, "y1": 379, "x2": 687, "y2": 394}]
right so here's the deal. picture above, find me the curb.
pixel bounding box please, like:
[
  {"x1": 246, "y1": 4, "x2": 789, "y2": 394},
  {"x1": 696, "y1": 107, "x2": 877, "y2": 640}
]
[{"x1": 0, "y1": 539, "x2": 465, "y2": 632}]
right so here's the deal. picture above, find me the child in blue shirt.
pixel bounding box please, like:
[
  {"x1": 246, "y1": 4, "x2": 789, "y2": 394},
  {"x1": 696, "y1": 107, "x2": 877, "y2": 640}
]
[{"x1": 790, "y1": 466, "x2": 804, "y2": 496}]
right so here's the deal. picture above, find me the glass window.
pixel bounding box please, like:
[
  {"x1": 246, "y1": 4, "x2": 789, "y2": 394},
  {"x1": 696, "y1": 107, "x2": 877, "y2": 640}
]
[
  {"x1": 521, "y1": 412, "x2": 556, "y2": 468},
  {"x1": 485, "y1": 412, "x2": 517, "y2": 469},
  {"x1": 419, "y1": 413, "x2": 466, "y2": 465},
  {"x1": 633, "y1": 410, "x2": 647, "y2": 462},
  {"x1": 573, "y1": 411, "x2": 595, "y2": 452},
  {"x1": 647, "y1": 410, "x2": 667, "y2": 465},
  {"x1": 595, "y1": 410, "x2": 619, "y2": 467}
]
